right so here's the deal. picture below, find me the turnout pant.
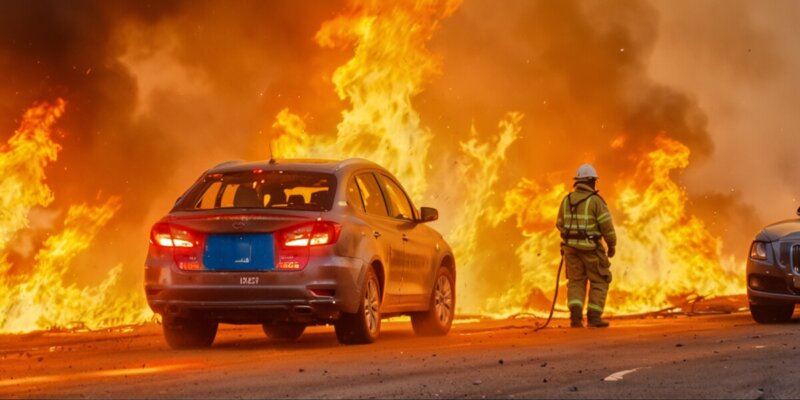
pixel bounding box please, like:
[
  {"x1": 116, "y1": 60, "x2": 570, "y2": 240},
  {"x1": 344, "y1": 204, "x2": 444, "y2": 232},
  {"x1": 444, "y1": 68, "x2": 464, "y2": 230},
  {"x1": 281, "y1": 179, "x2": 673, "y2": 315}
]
[{"x1": 564, "y1": 247, "x2": 612, "y2": 314}]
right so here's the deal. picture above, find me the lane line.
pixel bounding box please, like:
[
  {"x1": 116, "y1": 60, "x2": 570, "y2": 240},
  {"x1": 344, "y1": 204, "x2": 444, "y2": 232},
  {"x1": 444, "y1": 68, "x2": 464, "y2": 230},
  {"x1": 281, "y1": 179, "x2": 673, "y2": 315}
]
[{"x1": 603, "y1": 367, "x2": 648, "y2": 382}]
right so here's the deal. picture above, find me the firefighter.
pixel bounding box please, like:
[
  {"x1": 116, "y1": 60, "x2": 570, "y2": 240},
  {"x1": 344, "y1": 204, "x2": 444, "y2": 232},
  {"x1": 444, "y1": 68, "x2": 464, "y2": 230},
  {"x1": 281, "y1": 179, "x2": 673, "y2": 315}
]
[{"x1": 556, "y1": 164, "x2": 617, "y2": 328}]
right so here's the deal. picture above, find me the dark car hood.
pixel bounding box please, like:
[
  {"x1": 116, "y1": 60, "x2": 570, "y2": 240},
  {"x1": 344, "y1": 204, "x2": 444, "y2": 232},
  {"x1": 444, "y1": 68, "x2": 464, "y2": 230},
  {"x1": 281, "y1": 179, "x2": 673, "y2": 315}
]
[{"x1": 758, "y1": 218, "x2": 800, "y2": 242}]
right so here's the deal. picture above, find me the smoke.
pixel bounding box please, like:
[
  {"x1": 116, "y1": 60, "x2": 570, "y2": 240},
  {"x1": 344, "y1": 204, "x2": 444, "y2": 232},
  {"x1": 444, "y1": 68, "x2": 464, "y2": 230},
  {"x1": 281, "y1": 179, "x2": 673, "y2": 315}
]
[
  {"x1": 0, "y1": 0, "x2": 344, "y2": 288},
  {"x1": 422, "y1": 1, "x2": 716, "y2": 189}
]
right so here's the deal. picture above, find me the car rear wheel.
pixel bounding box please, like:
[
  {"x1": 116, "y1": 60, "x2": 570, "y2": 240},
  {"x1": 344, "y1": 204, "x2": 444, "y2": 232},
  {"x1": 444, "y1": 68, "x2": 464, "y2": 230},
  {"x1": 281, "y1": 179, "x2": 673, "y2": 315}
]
[
  {"x1": 162, "y1": 316, "x2": 218, "y2": 349},
  {"x1": 750, "y1": 303, "x2": 794, "y2": 324},
  {"x1": 262, "y1": 324, "x2": 306, "y2": 341},
  {"x1": 335, "y1": 267, "x2": 381, "y2": 345},
  {"x1": 411, "y1": 267, "x2": 455, "y2": 336}
]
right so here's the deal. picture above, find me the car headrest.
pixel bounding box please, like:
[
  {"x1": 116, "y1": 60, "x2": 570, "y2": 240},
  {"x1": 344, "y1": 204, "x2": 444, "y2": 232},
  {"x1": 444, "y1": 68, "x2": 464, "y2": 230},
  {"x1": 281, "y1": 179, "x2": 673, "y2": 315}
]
[
  {"x1": 233, "y1": 185, "x2": 261, "y2": 208},
  {"x1": 287, "y1": 194, "x2": 305, "y2": 206},
  {"x1": 266, "y1": 189, "x2": 287, "y2": 207}
]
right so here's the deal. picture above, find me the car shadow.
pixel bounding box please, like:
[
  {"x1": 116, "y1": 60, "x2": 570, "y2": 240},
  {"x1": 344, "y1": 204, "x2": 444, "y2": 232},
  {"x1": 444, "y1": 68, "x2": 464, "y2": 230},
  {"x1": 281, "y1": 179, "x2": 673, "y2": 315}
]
[{"x1": 210, "y1": 326, "x2": 423, "y2": 351}]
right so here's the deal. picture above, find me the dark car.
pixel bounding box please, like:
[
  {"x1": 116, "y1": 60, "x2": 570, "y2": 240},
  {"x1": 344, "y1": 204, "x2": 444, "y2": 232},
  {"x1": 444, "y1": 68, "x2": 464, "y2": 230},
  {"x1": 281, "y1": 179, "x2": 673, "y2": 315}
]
[
  {"x1": 145, "y1": 158, "x2": 455, "y2": 348},
  {"x1": 747, "y1": 206, "x2": 800, "y2": 323}
]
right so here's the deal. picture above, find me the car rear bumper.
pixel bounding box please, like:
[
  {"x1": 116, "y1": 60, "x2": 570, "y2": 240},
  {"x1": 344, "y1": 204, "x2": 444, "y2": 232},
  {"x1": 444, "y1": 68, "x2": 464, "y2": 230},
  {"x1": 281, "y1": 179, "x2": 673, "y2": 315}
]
[
  {"x1": 746, "y1": 258, "x2": 800, "y2": 305},
  {"x1": 145, "y1": 256, "x2": 366, "y2": 324}
]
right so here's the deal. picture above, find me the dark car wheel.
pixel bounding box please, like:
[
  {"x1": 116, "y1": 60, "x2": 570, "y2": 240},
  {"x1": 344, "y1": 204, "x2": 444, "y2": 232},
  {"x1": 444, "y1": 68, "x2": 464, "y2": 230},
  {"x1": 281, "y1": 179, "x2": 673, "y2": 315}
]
[
  {"x1": 335, "y1": 267, "x2": 381, "y2": 345},
  {"x1": 411, "y1": 267, "x2": 455, "y2": 336},
  {"x1": 262, "y1": 324, "x2": 306, "y2": 341},
  {"x1": 750, "y1": 303, "x2": 794, "y2": 324},
  {"x1": 162, "y1": 316, "x2": 218, "y2": 349}
]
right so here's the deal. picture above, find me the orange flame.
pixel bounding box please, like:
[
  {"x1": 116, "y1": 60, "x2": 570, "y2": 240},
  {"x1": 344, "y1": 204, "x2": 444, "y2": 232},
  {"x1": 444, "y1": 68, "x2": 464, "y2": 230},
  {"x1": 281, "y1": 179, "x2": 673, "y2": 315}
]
[
  {"x1": 0, "y1": 100, "x2": 150, "y2": 333},
  {"x1": 272, "y1": 0, "x2": 743, "y2": 316},
  {"x1": 484, "y1": 136, "x2": 741, "y2": 315}
]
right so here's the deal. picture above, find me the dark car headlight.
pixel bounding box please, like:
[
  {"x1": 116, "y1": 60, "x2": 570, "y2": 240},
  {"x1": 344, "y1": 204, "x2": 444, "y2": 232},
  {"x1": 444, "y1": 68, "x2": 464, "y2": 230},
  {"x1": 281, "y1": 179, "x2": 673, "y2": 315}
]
[{"x1": 749, "y1": 241, "x2": 769, "y2": 261}]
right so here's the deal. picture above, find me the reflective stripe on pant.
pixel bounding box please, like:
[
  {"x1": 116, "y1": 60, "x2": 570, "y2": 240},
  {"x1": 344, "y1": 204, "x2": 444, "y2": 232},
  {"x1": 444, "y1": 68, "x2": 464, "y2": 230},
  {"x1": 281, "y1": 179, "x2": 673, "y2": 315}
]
[{"x1": 564, "y1": 247, "x2": 612, "y2": 313}]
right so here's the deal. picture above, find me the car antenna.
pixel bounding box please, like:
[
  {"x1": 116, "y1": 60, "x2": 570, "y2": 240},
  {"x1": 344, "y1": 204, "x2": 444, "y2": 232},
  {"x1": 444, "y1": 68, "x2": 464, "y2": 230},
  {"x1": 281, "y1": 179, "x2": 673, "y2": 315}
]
[{"x1": 268, "y1": 142, "x2": 277, "y2": 164}]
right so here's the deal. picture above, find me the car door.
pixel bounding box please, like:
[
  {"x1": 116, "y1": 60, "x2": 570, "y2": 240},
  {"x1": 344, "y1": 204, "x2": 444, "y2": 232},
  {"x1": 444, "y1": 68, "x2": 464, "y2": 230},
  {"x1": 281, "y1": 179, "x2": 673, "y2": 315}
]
[
  {"x1": 376, "y1": 173, "x2": 435, "y2": 307},
  {"x1": 353, "y1": 172, "x2": 406, "y2": 308}
]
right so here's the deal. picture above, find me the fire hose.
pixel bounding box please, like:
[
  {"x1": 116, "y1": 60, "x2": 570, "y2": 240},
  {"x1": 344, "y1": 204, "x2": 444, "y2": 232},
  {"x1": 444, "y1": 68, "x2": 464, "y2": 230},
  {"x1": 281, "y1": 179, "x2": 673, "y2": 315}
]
[{"x1": 533, "y1": 253, "x2": 564, "y2": 332}]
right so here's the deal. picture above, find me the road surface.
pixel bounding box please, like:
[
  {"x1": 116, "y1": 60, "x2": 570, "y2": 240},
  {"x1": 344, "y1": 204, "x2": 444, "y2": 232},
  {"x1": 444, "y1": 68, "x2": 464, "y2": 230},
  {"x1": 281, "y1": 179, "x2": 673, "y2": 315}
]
[{"x1": 1, "y1": 312, "x2": 799, "y2": 399}]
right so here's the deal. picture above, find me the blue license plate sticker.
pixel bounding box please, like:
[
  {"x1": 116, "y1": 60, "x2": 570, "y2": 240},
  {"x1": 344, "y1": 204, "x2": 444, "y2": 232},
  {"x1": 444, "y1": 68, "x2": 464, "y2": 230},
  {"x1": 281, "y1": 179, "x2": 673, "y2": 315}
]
[{"x1": 203, "y1": 234, "x2": 275, "y2": 271}]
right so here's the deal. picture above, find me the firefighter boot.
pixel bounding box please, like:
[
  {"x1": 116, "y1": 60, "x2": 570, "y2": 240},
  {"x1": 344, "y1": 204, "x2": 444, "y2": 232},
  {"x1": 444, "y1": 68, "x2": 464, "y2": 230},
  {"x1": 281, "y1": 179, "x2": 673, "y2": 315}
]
[
  {"x1": 569, "y1": 306, "x2": 583, "y2": 328},
  {"x1": 587, "y1": 310, "x2": 609, "y2": 328}
]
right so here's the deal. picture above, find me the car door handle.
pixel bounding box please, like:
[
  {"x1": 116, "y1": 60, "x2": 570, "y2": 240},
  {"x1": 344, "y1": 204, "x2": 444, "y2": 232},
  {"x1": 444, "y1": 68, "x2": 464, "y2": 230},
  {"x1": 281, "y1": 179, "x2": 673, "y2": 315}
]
[
  {"x1": 402, "y1": 234, "x2": 409, "y2": 242},
  {"x1": 373, "y1": 231, "x2": 381, "y2": 239}
]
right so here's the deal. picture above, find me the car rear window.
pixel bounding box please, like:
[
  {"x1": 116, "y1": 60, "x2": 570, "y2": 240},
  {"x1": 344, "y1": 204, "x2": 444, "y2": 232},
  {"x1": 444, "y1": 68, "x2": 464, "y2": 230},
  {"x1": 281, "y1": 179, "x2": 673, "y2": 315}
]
[{"x1": 176, "y1": 170, "x2": 337, "y2": 211}]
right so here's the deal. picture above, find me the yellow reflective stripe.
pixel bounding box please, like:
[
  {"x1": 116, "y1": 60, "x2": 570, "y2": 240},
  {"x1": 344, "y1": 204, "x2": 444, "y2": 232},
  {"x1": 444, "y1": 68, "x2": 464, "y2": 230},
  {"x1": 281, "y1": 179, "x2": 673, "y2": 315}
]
[
  {"x1": 584, "y1": 196, "x2": 592, "y2": 219},
  {"x1": 568, "y1": 300, "x2": 584, "y2": 308},
  {"x1": 565, "y1": 215, "x2": 595, "y2": 220},
  {"x1": 587, "y1": 303, "x2": 604, "y2": 312},
  {"x1": 597, "y1": 213, "x2": 612, "y2": 223}
]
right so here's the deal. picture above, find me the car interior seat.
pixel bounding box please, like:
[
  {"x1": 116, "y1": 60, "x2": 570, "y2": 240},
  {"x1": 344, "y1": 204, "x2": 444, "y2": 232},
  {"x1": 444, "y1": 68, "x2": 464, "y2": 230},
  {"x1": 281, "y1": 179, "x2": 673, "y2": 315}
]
[
  {"x1": 310, "y1": 191, "x2": 330, "y2": 208},
  {"x1": 287, "y1": 194, "x2": 305, "y2": 207},
  {"x1": 265, "y1": 188, "x2": 287, "y2": 207},
  {"x1": 233, "y1": 185, "x2": 262, "y2": 208}
]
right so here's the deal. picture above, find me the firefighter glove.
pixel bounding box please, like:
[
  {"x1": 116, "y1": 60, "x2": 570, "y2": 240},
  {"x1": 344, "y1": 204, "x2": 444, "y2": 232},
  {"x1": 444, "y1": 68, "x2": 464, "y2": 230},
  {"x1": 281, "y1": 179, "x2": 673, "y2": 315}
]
[{"x1": 607, "y1": 246, "x2": 616, "y2": 258}]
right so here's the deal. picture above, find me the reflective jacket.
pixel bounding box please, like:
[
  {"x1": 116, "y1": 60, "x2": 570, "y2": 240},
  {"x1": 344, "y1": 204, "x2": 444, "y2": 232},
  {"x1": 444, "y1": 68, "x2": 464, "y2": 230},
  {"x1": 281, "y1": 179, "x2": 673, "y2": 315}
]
[{"x1": 556, "y1": 183, "x2": 617, "y2": 251}]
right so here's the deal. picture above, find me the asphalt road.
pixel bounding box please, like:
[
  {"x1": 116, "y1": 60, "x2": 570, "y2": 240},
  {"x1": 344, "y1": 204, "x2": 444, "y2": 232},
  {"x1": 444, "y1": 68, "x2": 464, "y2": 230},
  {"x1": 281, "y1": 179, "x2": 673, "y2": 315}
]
[{"x1": 1, "y1": 312, "x2": 799, "y2": 399}]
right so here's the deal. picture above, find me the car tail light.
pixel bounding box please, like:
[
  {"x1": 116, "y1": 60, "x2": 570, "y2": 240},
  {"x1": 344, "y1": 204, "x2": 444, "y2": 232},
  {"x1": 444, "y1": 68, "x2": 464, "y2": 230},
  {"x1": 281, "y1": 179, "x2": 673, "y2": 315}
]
[
  {"x1": 275, "y1": 221, "x2": 341, "y2": 270},
  {"x1": 279, "y1": 221, "x2": 341, "y2": 248},
  {"x1": 150, "y1": 222, "x2": 206, "y2": 270}
]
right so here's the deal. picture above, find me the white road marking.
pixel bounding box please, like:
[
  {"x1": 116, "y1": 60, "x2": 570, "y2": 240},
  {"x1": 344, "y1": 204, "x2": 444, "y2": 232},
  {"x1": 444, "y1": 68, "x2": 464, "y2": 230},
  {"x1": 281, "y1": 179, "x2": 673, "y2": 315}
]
[{"x1": 603, "y1": 367, "x2": 648, "y2": 382}]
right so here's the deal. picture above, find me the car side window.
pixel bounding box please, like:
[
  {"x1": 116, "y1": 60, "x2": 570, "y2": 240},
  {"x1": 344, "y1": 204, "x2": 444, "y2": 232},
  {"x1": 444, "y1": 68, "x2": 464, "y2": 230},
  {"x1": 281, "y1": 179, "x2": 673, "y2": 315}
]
[
  {"x1": 378, "y1": 174, "x2": 415, "y2": 221},
  {"x1": 355, "y1": 173, "x2": 389, "y2": 217},
  {"x1": 346, "y1": 177, "x2": 366, "y2": 212},
  {"x1": 196, "y1": 182, "x2": 222, "y2": 209}
]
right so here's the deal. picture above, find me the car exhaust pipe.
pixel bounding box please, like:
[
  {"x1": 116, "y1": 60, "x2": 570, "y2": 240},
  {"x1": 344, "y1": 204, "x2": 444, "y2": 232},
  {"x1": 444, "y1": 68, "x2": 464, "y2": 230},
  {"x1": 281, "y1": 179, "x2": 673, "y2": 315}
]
[{"x1": 293, "y1": 305, "x2": 314, "y2": 315}]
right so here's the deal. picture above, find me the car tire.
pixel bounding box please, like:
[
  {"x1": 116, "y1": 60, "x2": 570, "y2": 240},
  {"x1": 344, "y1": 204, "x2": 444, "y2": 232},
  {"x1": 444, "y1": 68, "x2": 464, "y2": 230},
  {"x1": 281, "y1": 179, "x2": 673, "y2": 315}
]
[
  {"x1": 335, "y1": 267, "x2": 381, "y2": 345},
  {"x1": 750, "y1": 303, "x2": 794, "y2": 324},
  {"x1": 162, "y1": 316, "x2": 218, "y2": 349},
  {"x1": 411, "y1": 267, "x2": 455, "y2": 336},
  {"x1": 262, "y1": 324, "x2": 306, "y2": 341}
]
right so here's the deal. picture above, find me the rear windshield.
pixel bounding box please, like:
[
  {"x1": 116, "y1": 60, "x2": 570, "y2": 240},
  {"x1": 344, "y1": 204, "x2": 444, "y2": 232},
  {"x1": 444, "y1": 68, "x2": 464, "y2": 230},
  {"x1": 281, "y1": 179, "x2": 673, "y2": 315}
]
[{"x1": 176, "y1": 171, "x2": 337, "y2": 211}]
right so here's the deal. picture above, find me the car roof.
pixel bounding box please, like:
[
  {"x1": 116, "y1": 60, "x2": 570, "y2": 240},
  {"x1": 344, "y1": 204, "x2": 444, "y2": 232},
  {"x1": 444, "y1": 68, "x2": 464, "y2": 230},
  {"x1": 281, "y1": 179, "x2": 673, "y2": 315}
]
[{"x1": 206, "y1": 158, "x2": 385, "y2": 175}]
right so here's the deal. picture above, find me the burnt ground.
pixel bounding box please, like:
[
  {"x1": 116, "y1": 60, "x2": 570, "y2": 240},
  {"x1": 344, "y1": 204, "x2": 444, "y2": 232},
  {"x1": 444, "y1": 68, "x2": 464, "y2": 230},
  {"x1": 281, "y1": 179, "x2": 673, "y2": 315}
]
[{"x1": 2, "y1": 311, "x2": 799, "y2": 399}]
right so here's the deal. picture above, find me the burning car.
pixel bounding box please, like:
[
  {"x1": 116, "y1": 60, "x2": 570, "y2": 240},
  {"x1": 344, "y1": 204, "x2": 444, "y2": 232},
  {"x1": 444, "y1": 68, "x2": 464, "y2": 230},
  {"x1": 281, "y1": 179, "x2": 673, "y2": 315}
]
[
  {"x1": 144, "y1": 158, "x2": 455, "y2": 348},
  {"x1": 747, "y1": 206, "x2": 800, "y2": 323}
]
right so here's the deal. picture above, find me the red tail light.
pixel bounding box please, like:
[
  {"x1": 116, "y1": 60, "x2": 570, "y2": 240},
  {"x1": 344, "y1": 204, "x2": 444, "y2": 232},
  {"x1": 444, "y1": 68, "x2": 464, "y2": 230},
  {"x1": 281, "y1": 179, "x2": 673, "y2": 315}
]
[
  {"x1": 275, "y1": 221, "x2": 341, "y2": 270},
  {"x1": 149, "y1": 222, "x2": 205, "y2": 270},
  {"x1": 278, "y1": 221, "x2": 341, "y2": 248}
]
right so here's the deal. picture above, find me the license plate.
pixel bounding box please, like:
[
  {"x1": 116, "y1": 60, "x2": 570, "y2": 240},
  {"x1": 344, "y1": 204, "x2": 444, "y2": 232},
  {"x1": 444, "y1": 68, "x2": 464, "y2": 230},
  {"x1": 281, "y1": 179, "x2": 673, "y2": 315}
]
[{"x1": 203, "y1": 234, "x2": 275, "y2": 271}]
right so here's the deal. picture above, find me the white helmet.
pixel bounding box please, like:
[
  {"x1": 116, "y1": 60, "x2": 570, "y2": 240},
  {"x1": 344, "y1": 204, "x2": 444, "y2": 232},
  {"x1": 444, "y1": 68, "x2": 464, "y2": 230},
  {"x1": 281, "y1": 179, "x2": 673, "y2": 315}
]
[{"x1": 574, "y1": 164, "x2": 598, "y2": 181}]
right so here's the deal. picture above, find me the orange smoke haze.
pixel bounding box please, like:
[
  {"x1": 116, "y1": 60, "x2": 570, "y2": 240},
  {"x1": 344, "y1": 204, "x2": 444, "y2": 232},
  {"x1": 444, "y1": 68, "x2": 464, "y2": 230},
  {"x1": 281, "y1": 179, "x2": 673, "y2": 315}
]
[{"x1": 0, "y1": 0, "x2": 797, "y2": 332}]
